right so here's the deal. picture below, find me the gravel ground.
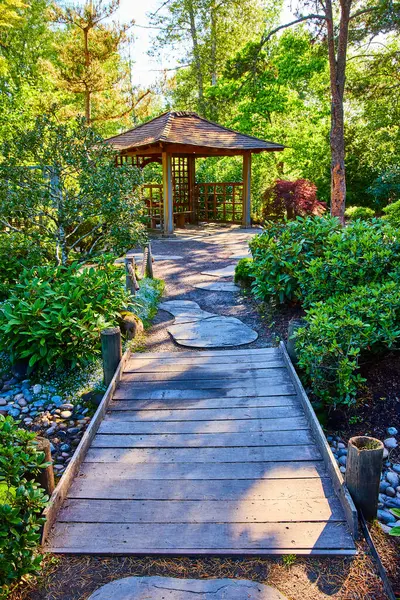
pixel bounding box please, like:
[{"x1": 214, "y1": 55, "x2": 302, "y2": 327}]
[{"x1": 141, "y1": 225, "x2": 275, "y2": 352}]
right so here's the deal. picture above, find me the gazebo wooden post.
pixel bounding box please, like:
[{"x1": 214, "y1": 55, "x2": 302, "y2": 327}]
[
  {"x1": 242, "y1": 151, "x2": 252, "y2": 228},
  {"x1": 188, "y1": 155, "x2": 197, "y2": 224},
  {"x1": 162, "y1": 151, "x2": 174, "y2": 235}
]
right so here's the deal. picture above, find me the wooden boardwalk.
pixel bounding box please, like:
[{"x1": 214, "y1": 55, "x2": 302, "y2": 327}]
[{"x1": 45, "y1": 346, "x2": 357, "y2": 555}]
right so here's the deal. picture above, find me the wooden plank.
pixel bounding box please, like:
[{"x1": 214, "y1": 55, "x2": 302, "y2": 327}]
[
  {"x1": 46, "y1": 521, "x2": 355, "y2": 553},
  {"x1": 58, "y1": 496, "x2": 345, "y2": 524},
  {"x1": 123, "y1": 367, "x2": 288, "y2": 382},
  {"x1": 91, "y1": 429, "x2": 314, "y2": 448},
  {"x1": 76, "y1": 460, "x2": 327, "y2": 481},
  {"x1": 110, "y1": 396, "x2": 300, "y2": 411},
  {"x1": 108, "y1": 405, "x2": 304, "y2": 421},
  {"x1": 126, "y1": 356, "x2": 284, "y2": 371},
  {"x1": 41, "y1": 348, "x2": 131, "y2": 544},
  {"x1": 98, "y1": 416, "x2": 309, "y2": 434},
  {"x1": 280, "y1": 342, "x2": 359, "y2": 541},
  {"x1": 113, "y1": 383, "x2": 296, "y2": 400},
  {"x1": 67, "y1": 476, "x2": 335, "y2": 501},
  {"x1": 120, "y1": 373, "x2": 291, "y2": 389},
  {"x1": 128, "y1": 348, "x2": 280, "y2": 360},
  {"x1": 85, "y1": 445, "x2": 322, "y2": 464}
]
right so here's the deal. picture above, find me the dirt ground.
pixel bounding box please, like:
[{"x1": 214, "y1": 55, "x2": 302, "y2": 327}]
[{"x1": 13, "y1": 225, "x2": 392, "y2": 600}]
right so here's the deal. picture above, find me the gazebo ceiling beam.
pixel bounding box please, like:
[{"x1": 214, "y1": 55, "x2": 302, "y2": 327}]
[{"x1": 121, "y1": 144, "x2": 283, "y2": 158}]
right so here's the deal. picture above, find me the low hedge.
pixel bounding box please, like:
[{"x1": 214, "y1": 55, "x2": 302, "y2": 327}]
[
  {"x1": 0, "y1": 258, "x2": 131, "y2": 370},
  {"x1": 344, "y1": 206, "x2": 375, "y2": 220},
  {"x1": 248, "y1": 215, "x2": 400, "y2": 405},
  {"x1": 0, "y1": 416, "x2": 49, "y2": 599},
  {"x1": 295, "y1": 281, "x2": 400, "y2": 405}
]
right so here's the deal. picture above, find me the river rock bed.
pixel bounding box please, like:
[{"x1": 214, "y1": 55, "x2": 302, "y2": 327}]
[
  {"x1": 0, "y1": 370, "x2": 100, "y2": 478},
  {"x1": 328, "y1": 428, "x2": 400, "y2": 533}
]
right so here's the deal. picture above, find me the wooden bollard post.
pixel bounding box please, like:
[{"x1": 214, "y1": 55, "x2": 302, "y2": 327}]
[
  {"x1": 101, "y1": 327, "x2": 122, "y2": 388},
  {"x1": 145, "y1": 243, "x2": 154, "y2": 279},
  {"x1": 345, "y1": 436, "x2": 384, "y2": 520},
  {"x1": 35, "y1": 436, "x2": 55, "y2": 495},
  {"x1": 124, "y1": 256, "x2": 138, "y2": 296},
  {"x1": 287, "y1": 318, "x2": 305, "y2": 364}
]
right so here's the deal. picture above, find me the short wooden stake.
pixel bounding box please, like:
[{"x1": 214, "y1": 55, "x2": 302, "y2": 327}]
[
  {"x1": 345, "y1": 436, "x2": 384, "y2": 521},
  {"x1": 35, "y1": 436, "x2": 55, "y2": 495},
  {"x1": 287, "y1": 318, "x2": 305, "y2": 364},
  {"x1": 145, "y1": 243, "x2": 154, "y2": 279},
  {"x1": 101, "y1": 327, "x2": 122, "y2": 388},
  {"x1": 124, "y1": 257, "x2": 139, "y2": 296}
]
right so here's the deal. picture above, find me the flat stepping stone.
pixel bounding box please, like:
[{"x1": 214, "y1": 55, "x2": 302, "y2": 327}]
[
  {"x1": 202, "y1": 264, "x2": 236, "y2": 278},
  {"x1": 194, "y1": 281, "x2": 240, "y2": 292},
  {"x1": 88, "y1": 576, "x2": 287, "y2": 599},
  {"x1": 168, "y1": 315, "x2": 258, "y2": 348},
  {"x1": 159, "y1": 300, "x2": 214, "y2": 323}
]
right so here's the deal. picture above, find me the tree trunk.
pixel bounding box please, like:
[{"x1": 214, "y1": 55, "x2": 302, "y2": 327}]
[
  {"x1": 211, "y1": 2, "x2": 217, "y2": 86},
  {"x1": 325, "y1": 0, "x2": 352, "y2": 224},
  {"x1": 188, "y1": 0, "x2": 206, "y2": 115},
  {"x1": 83, "y1": 26, "x2": 91, "y2": 124}
]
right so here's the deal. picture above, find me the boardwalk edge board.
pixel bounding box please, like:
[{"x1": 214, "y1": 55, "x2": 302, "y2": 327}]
[
  {"x1": 279, "y1": 341, "x2": 359, "y2": 540},
  {"x1": 41, "y1": 348, "x2": 131, "y2": 544}
]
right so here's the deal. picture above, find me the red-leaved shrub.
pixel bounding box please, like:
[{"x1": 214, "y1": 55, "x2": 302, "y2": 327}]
[{"x1": 262, "y1": 179, "x2": 326, "y2": 220}]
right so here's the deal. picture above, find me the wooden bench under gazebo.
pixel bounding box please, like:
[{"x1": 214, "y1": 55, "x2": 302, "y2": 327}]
[{"x1": 106, "y1": 111, "x2": 284, "y2": 234}]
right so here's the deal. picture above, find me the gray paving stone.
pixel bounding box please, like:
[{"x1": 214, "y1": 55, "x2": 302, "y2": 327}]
[
  {"x1": 88, "y1": 576, "x2": 287, "y2": 600},
  {"x1": 160, "y1": 300, "x2": 258, "y2": 347},
  {"x1": 202, "y1": 264, "x2": 236, "y2": 278},
  {"x1": 193, "y1": 281, "x2": 240, "y2": 292},
  {"x1": 168, "y1": 315, "x2": 258, "y2": 347}
]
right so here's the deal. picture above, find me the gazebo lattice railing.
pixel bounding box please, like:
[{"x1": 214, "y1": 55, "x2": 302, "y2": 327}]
[
  {"x1": 109, "y1": 111, "x2": 284, "y2": 234},
  {"x1": 140, "y1": 180, "x2": 244, "y2": 229}
]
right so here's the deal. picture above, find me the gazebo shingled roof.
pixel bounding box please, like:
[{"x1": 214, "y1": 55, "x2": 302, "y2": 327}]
[
  {"x1": 107, "y1": 111, "x2": 284, "y2": 234},
  {"x1": 106, "y1": 111, "x2": 285, "y2": 153}
]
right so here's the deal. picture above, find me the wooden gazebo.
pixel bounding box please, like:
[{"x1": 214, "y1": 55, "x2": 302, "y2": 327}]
[{"x1": 106, "y1": 111, "x2": 284, "y2": 234}]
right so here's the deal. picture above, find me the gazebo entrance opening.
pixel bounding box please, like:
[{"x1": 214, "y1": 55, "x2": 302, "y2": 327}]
[
  {"x1": 108, "y1": 111, "x2": 284, "y2": 234},
  {"x1": 117, "y1": 154, "x2": 245, "y2": 230}
]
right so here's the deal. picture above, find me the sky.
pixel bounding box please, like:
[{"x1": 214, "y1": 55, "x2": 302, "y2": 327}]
[
  {"x1": 111, "y1": 0, "x2": 296, "y2": 89},
  {"x1": 113, "y1": 0, "x2": 178, "y2": 89}
]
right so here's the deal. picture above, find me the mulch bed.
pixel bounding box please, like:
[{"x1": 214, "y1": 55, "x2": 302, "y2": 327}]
[{"x1": 10, "y1": 545, "x2": 387, "y2": 600}]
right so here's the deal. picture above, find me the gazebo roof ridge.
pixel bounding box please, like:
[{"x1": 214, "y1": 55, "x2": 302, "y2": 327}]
[{"x1": 105, "y1": 110, "x2": 285, "y2": 153}]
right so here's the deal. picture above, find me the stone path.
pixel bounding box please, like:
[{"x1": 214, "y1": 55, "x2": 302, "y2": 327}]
[
  {"x1": 88, "y1": 576, "x2": 288, "y2": 600},
  {"x1": 160, "y1": 300, "x2": 258, "y2": 347},
  {"x1": 193, "y1": 281, "x2": 240, "y2": 292},
  {"x1": 140, "y1": 226, "x2": 271, "y2": 352}
]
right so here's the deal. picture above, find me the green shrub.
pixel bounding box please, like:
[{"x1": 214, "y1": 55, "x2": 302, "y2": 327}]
[
  {"x1": 234, "y1": 258, "x2": 255, "y2": 286},
  {"x1": 0, "y1": 258, "x2": 131, "y2": 369},
  {"x1": 382, "y1": 199, "x2": 400, "y2": 228},
  {"x1": 249, "y1": 216, "x2": 340, "y2": 303},
  {"x1": 0, "y1": 233, "x2": 51, "y2": 300},
  {"x1": 295, "y1": 281, "x2": 400, "y2": 405},
  {"x1": 298, "y1": 219, "x2": 400, "y2": 306},
  {"x1": 344, "y1": 206, "x2": 375, "y2": 220},
  {"x1": 0, "y1": 416, "x2": 49, "y2": 598}
]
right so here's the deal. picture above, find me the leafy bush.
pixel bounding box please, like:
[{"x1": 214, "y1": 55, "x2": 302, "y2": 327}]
[
  {"x1": 262, "y1": 179, "x2": 326, "y2": 221},
  {"x1": 344, "y1": 206, "x2": 375, "y2": 220},
  {"x1": 249, "y1": 216, "x2": 340, "y2": 303},
  {"x1": 0, "y1": 258, "x2": 131, "y2": 369},
  {"x1": 0, "y1": 416, "x2": 49, "y2": 598},
  {"x1": 382, "y1": 199, "x2": 400, "y2": 228},
  {"x1": 298, "y1": 219, "x2": 400, "y2": 306},
  {"x1": 368, "y1": 166, "x2": 400, "y2": 208},
  {"x1": 129, "y1": 278, "x2": 164, "y2": 327},
  {"x1": 295, "y1": 282, "x2": 400, "y2": 405},
  {"x1": 234, "y1": 257, "x2": 254, "y2": 286},
  {"x1": 0, "y1": 233, "x2": 51, "y2": 300},
  {"x1": 249, "y1": 215, "x2": 400, "y2": 404}
]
